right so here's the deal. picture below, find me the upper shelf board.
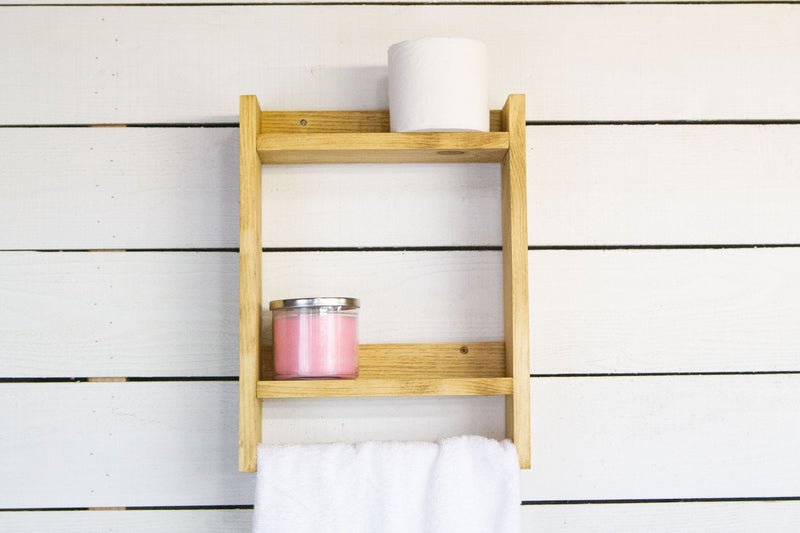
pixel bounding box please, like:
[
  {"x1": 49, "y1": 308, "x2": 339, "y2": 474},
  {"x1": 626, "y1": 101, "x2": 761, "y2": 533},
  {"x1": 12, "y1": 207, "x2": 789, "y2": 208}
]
[{"x1": 260, "y1": 110, "x2": 504, "y2": 134}]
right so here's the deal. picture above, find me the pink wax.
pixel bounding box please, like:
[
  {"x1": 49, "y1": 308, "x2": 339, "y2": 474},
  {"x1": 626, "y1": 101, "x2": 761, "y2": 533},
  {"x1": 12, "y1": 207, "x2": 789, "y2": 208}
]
[{"x1": 270, "y1": 299, "x2": 359, "y2": 379}]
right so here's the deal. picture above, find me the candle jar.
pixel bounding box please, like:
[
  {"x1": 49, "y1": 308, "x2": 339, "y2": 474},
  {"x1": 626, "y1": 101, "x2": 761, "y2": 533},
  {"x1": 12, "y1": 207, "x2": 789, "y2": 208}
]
[{"x1": 269, "y1": 297, "x2": 360, "y2": 380}]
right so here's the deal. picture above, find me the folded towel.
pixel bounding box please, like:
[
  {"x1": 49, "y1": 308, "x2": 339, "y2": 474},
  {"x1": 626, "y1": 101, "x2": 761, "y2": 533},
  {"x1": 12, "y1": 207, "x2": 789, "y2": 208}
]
[{"x1": 253, "y1": 435, "x2": 520, "y2": 533}]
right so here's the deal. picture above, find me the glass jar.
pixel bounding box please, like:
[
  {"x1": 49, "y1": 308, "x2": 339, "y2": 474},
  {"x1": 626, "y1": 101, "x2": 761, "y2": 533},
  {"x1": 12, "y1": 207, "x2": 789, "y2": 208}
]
[{"x1": 269, "y1": 297, "x2": 360, "y2": 380}]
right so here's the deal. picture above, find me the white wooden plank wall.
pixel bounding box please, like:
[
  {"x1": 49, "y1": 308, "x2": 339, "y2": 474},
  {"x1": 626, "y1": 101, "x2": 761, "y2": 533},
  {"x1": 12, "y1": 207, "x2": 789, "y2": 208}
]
[
  {"x1": 1, "y1": 2, "x2": 799, "y2": 532},
  {"x1": 2, "y1": 6, "x2": 800, "y2": 123}
]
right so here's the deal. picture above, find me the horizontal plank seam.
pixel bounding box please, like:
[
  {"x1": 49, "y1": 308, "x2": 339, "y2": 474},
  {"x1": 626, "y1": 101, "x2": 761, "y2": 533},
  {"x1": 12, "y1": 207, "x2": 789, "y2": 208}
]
[
  {"x1": 2, "y1": 1, "x2": 800, "y2": 6},
  {"x1": 0, "y1": 505, "x2": 255, "y2": 512},
  {"x1": 523, "y1": 496, "x2": 800, "y2": 505},
  {"x1": 532, "y1": 371, "x2": 800, "y2": 377},
  {"x1": 5, "y1": 497, "x2": 800, "y2": 512},
  {"x1": 7, "y1": 372, "x2": 800, "y2": 383},
  {"x1": 4, "y1": 244, "x2": 800, "y2": 253},
  {"x1": 0, "y1": 248, "x2": 240, "y2": 253},
  {"x1": 0, "y1": 123, "x2": 239, "y2": 128},
  {"x1": 529, "y1": 119, "x2": 800, "y2": 125},
  {"x1": 530, "y1": 244, "x2": 800, "y2": 250},
  {"x1": 0, "y1": 376, "x2": 240, "y2": 383},
  {"x1": 3, "y1": 119, "x2": 800, "y2": 128}
]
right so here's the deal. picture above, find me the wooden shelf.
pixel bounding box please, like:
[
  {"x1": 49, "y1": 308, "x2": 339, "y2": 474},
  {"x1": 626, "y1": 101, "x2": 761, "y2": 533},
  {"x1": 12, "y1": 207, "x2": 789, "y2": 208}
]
[
  {"x1": 260, "y1": 342, "x2": 507, "y2": 380},
  {"x1": 259, "y1": 342, "x2": 510, "y2": 398},
  {"x1": 259, "y1": 110, "x2": 504, "y2": 134},
  {"x1": 257, "y1": 132, "x2": 509, "y2": 164},
  {"x1": 239, "y1": 95, "x2": 530, "y2": 472},
  {"x1": 257, "y1": 378, "x2": 514, "y2": 399}
]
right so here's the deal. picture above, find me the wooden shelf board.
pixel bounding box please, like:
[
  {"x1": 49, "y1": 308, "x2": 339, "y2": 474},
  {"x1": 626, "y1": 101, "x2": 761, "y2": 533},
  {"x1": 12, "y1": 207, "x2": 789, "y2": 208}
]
[
  {"x1": 260, "y1": 110, "x2": 504, "y2": 134},
  {"x1": 261, "y1": 342, "x2": 506, "y2": 380},
  {"x1": 256, "y1": 132, "x2": 510, "y2": 164},
  {"x1": 256, "y1": 377, "x2": 514, "y2": 399}
]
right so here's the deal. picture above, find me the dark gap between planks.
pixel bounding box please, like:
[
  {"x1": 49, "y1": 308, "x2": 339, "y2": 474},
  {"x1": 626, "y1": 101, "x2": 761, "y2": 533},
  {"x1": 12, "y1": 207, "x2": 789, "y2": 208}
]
[
  {"x1": 3, "y1": 1, "x2": 800, "y2": 6},
  {"x1": 5, "y1": 496, "x2": 800, "y2": 512},
  {"x1": 2, "y1": 119, "x2": 800, "y2": 128},
  {"x1": 0, "y1": 504, "x2": 254, "y2": 512},
  {"x1": 523, "y1": 496, "x2": 800, "y2": 505},
  {"x1": 6, "y1": 371, "x2": 800, "y2": 383},
  {"x1": 3, "y1": 244, "x2": 800, "y2": 253}
]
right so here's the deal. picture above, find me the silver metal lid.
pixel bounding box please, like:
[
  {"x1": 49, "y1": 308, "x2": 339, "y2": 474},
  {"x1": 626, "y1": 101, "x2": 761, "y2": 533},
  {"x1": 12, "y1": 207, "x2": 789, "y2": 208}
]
[{"x1": 268, "y1": 297, "x2": 360, "y2": 311}]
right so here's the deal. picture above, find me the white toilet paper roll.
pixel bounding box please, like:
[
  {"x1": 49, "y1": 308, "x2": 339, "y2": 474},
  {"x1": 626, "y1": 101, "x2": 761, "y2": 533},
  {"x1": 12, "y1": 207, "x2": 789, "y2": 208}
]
[{"x1": 388, "y1": 38, "x2": 489, "y2": 133}]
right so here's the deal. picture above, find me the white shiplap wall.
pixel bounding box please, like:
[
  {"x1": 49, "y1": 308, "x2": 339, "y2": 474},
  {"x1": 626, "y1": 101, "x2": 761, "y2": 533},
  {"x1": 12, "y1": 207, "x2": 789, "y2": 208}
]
[{"x1": 2, "y1": 4, "x2": 800, "y2": 532}]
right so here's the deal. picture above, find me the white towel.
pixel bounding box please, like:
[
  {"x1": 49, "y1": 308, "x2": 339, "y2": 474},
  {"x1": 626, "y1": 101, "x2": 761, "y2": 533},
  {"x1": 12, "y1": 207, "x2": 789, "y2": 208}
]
[{"x1": 253, "y1": 435, "x2": 521, "y2": 533}]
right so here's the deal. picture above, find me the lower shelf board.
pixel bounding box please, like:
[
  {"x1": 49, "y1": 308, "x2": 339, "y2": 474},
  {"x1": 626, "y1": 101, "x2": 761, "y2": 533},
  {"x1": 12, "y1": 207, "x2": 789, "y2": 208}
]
[{"x1": 256, "y1": 377, "x2": 514, "y2": 399}]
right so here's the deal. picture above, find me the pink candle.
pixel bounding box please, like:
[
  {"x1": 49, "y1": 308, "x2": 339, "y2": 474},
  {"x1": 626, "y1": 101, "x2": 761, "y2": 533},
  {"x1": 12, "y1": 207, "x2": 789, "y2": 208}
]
[{"x1": 270, "y1": 297, "x2": 360, "y2": 380}]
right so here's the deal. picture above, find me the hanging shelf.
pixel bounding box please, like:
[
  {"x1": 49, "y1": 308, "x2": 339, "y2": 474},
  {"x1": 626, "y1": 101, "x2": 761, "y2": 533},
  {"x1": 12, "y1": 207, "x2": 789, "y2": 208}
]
[{"x1": 239, "y1": 94, "x2": 530, "y2": 472}]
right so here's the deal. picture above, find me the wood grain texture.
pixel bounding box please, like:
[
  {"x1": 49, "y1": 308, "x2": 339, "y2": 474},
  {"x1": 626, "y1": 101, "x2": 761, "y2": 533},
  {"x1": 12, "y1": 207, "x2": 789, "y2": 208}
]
[
  {"x1": 259, "y1": 394, "x2": 506, "y2": 446},
  {"x1": 257, "y1": 132, "x2": 509, "y2": 164},
  {"x1": 254, "y1": 94, "x2": 512, "y2": 472},
  {"x1": 5, "y1": 2, "x2": 799, "y2": 530},
  {"x1": 260, "y1": 110, "x2": 503, "y2": 133},
  {"x1": 501, "y1": 95, "x2": 531, "y2": 469},
  {"x1": 528, "y1": 125, "x2": 800, "y2": 246},
  {"x1": 0, "y1": 510, "x2": 252, "y2": 533},
  {"x1": 0, "y1": 252, "x2": 238, "y2": 377},
  {"x1": 521, "y1": 375, "x2": 800, "y2": 500},
  {"x1": 523, "y1": 502, "x2": 800, "y2": 533},
  {"x1": 259, "y1": 160, "x2": 502, "y2": 247},
  {"x1": 4, "y1": 248, "x2": 800, "y2": 377},
  {"x1": 0, "y1": 382, "x2": 503, "y2": 507},
  {"x1": 4, "y1": 125, "x2": 800, "y2": 249},
  {"x1": 260, "y1": 251, "x2": 504, "y2": 346},
  {"x1": 0, "y1": 127, "x2": 239, "y2": 250},
  {"x1": 2, "y1": 6, "x2": 799, "y2": 123},
  {"x1": 261, "y1": 342, "x2": 506, "y2": 379},
  {"x1": 5, "y1": 377, "x2": 800, "y2": 506},
  {"x1": 0, "y1": 382, "x2": 254, "y2": 508},
  {"x1": 262, "y1": 111, "x2": 391, "y2": 133},
  {"x1": 239, "y1": 96, "x2": 262, "y2": 472},
  {"x1": 257, "y1": 377, "x2": 513, "y2": 398},
  {"x1": 0, "y1": 251, "x2": 503, "y2": 377},
  {"x1": 531, "y1": 247, "x2": 800, "y2": 374}
]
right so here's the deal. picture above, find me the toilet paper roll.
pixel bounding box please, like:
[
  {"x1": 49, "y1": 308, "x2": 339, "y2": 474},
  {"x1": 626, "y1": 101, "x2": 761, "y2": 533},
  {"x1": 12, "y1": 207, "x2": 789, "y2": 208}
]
[{"x1": 388, "y1": 38, "x2": 489, "y2": 133}]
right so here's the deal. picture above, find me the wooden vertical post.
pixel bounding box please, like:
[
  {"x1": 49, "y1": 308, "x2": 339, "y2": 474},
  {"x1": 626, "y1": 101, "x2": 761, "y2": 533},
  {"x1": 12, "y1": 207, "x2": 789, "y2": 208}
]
[
  {"x1": 501, "y1": 94, "x2": 531, "y2": 469},
  {"x1": 239, "y1": 95, "x2": 263, "y2": 472}
]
